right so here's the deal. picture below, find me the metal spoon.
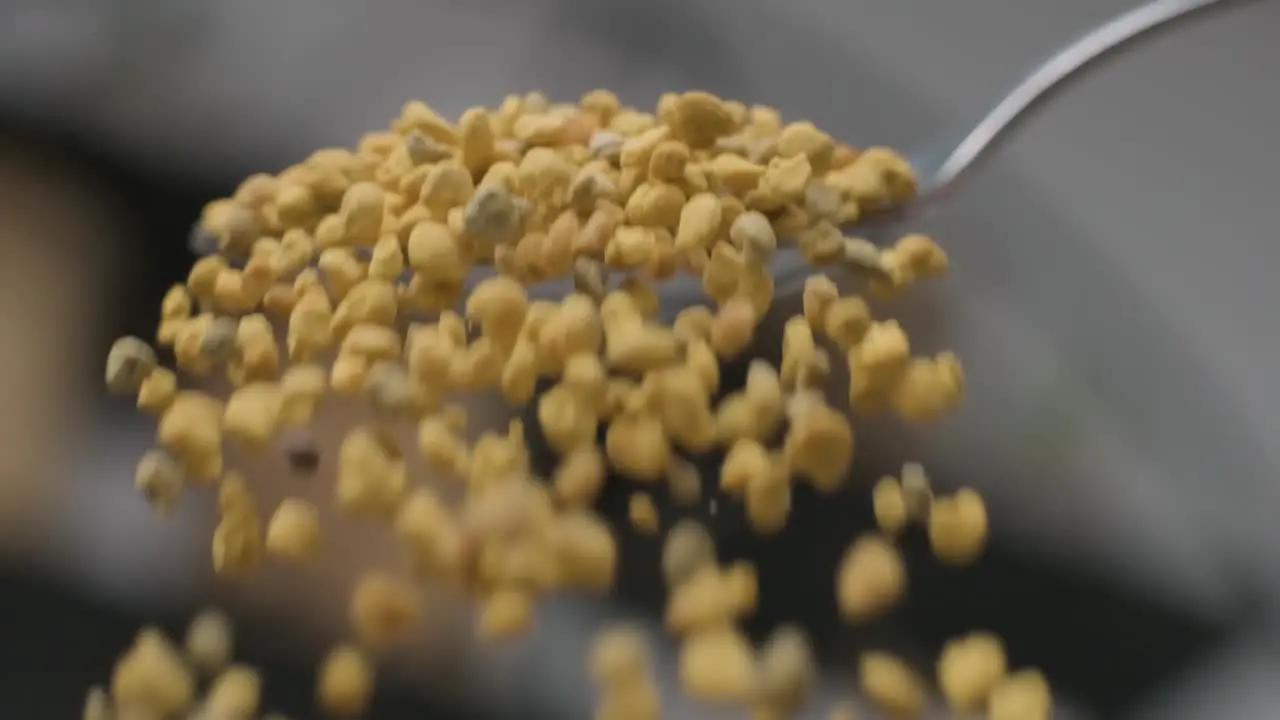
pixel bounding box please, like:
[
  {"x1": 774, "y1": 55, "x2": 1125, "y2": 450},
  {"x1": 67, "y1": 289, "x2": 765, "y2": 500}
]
[
  {"x1": 658, "y1": 0, "x2": 1253, "y2": 304},
  {"x1": 768, "y1": 0, "x2": 1251, "y2": 291},
  {"x1": 909, "y1": 0, "x2": 1246, "y2": 211}
]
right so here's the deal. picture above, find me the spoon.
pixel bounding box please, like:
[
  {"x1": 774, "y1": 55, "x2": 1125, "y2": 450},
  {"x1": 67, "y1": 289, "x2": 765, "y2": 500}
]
[
  {"x1": 767, "y1": 0, "x2": 1251, "y2": 292},
  {"x1": 909, "y1": 0, "x2": 1245, "y2": 211},
  {"x1": 188, "y1": 0, "x2": 1250, "y2": 302}
]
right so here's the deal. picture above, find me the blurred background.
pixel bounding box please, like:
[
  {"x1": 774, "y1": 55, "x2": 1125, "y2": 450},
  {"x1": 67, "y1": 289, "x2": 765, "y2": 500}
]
[{"x1": 0, "y1": 0, "x2": 1277, "y2": 717}]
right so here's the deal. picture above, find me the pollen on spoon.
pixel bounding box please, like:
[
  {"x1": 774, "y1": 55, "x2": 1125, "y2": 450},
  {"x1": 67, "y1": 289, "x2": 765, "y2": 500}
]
[{"x1": 91, "y1": 88, "x2": 1023, "y2": 720}]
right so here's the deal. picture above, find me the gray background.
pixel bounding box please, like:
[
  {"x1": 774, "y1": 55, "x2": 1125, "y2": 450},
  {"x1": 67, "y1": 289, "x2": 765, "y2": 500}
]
[{"x1": 1, "y1": 0, "x2": 1277, "y2": 716}]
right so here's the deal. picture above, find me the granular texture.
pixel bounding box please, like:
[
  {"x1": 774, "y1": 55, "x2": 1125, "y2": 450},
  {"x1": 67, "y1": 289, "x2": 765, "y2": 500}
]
[{"x1": 94, "y1": 89, "x2": 1046, "y2": 719}]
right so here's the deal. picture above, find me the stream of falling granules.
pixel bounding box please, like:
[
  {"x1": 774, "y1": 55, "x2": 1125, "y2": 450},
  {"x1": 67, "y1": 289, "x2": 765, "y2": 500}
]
[{"x1": 96, "y1": 89, "x2": 1051, "y2": 720}]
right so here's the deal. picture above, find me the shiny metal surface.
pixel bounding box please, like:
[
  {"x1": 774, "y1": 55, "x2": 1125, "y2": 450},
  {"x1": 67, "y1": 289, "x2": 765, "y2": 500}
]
[
  {"x1": 769, "y1": 0, "x2": 1253, "y2": 296},
  {"x1": 913, "y1": 0, "x2": 1250, "y2": 206}
]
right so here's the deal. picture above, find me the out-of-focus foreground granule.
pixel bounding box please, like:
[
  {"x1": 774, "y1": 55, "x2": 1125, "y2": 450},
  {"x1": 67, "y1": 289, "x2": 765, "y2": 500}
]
[{"x1": 93, "y1": 89, "x2": 1049, "y2": 719}]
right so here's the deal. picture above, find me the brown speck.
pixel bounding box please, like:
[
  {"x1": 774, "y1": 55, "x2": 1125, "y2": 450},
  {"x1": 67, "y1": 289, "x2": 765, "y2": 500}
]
[{"x1": 280, "y1": 427, "x2": 320, "y2": 476}]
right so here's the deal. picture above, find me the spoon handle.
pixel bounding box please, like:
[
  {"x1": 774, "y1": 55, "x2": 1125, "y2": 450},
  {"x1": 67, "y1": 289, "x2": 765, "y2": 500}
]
[{"x1": 919, "y1": 0, "x2": 1250, "y2": 203}]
